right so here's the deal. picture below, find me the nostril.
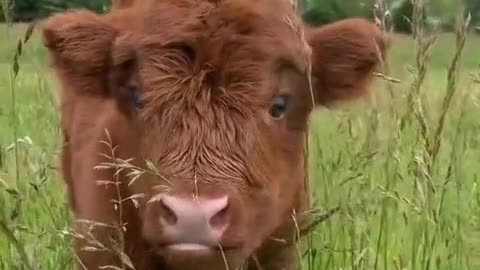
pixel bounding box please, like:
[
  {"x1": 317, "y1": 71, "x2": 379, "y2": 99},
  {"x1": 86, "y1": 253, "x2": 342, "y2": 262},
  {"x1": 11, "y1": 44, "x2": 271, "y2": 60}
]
[
  {"x1": 157, "y1": 195, "x2": 231, "y2": 231},
  {"x1": 209, "y1": 198, "x2": 231, "y2": 229},
  {"x1": 159, "y1": 199, "x2": 178, "y2": 225}
]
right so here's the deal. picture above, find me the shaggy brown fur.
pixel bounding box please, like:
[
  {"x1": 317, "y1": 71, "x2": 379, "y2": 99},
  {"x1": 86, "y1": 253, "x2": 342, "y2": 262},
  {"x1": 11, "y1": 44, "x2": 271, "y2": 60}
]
[{"x1": 42, "y1": 0, "x2": 389, "y2": 269}]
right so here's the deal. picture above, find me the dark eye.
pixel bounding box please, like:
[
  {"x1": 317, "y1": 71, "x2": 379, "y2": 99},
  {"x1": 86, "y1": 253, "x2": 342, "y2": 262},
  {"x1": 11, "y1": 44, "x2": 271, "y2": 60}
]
[
  {"x1": 269, "y1": 95, "x2": 289, "y2": 120},
  {"x1": 130, "y1": 86, "x2": 143, "y2": 110}
]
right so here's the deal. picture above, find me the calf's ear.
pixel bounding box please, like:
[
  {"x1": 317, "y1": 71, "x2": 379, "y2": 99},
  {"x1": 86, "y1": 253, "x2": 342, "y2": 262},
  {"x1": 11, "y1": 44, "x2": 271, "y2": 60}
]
[
  {"x1": 42, "y1": 11, "x2": 117, "y2": 95},
  {"x1": 306, "y1": 18, "x2": 389, "y2": 107}
]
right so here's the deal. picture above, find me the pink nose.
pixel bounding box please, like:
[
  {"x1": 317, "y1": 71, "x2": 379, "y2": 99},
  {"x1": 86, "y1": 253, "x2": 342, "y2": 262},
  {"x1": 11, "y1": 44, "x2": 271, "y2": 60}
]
[{"x1": 158, "y1": 195, "x2": 231, "y2": 247}]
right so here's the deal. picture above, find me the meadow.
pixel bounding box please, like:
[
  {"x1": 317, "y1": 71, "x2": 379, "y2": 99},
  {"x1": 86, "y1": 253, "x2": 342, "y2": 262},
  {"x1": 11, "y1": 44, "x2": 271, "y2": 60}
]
[{"x1": 0, "y1": 20, "x2": 479, "y2": 270}]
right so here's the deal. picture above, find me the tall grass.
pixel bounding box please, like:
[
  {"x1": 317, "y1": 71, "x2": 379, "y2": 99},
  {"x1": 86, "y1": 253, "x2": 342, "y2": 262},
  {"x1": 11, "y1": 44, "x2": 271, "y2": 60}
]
[
  {"x1": 301, "y1": 1, "x2": 479, "y2": 270},
  {"x1": 0, "y1": 1, "x2": 479, "y2": 270}
]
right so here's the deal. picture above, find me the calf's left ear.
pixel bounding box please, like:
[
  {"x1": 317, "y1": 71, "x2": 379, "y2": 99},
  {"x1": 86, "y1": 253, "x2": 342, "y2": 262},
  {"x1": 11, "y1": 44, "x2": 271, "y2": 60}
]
[
  {"x1": 42, "y1": 11, "x2": 117, "y2": 81},
  {"x1": 306, "y1": 18, "x2": 390, "y2": 107}
]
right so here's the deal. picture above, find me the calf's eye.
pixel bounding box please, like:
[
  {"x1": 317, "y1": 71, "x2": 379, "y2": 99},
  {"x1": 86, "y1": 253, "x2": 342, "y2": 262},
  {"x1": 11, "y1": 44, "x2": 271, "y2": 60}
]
[
  {"x1": 269, "y1": 95, "x2": 289, "y2": 120},
  {"x1": 130, "y1": 86, "x2": 143, "y2": 110}
]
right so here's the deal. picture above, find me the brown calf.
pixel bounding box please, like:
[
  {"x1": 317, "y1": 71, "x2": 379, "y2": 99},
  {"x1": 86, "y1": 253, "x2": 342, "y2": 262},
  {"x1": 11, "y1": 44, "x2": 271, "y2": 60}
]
[{"x1": 42, "y1": 0, "x2": 388, "y2": 269}]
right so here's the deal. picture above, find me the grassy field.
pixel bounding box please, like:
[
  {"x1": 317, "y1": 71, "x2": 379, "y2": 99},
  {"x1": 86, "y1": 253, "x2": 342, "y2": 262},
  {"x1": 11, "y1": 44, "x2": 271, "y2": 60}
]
[{"x1": 0, "y1": 21, "x2": 479, "y2": 270}]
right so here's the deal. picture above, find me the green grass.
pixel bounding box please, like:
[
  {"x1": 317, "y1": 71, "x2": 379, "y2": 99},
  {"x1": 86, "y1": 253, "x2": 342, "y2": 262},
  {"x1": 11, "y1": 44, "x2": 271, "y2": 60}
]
[{"x1": 0, "y1": 20, "x2": 479, "y2": 270}]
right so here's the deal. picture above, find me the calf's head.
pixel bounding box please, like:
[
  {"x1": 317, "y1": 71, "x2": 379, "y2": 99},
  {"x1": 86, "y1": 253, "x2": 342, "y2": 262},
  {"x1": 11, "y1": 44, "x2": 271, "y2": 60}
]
[{"x1": 43, "y1": 0, "x2": 388, "y2": 268}]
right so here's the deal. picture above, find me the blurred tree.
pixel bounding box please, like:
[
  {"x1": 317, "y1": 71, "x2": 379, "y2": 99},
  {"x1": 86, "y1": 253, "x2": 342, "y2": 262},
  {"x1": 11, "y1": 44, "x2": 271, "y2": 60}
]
[
  {"x1": 390, "y1": 0, "x2": 417, "y2": 33},
  {"x1": 302, "y1": 0, "x2": 375, "y2": 26},
  {"x1": 1, "y1": 0, "x2": 111, "y2": 22},
  {"x1": 464, "y1": 0, "x2": 480, "y2": 31},
  {"x1": 302, "y1": 0, "x2": 473, "y2": 34},
  {"x1": 41, "y1": 0, "x2": 111, "y2": 14},
  {"x1": 1, "y1": 0, "x2": 480, "y2": 32},
  {"x1": 9, "y1": 0, "x2": 41, "y2": 21},
  {"x1": 351, "y1": 0, "x2": 425, "y2": 34},
  {"x1": 428, "y1": 0, "x2": 463, "y2": 31}
]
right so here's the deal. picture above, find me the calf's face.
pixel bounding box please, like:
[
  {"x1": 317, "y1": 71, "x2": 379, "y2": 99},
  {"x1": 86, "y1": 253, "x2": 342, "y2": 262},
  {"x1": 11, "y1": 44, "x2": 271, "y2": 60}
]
[{"x1": 43, "y1": 0, "x2": 387, "y2": 268}]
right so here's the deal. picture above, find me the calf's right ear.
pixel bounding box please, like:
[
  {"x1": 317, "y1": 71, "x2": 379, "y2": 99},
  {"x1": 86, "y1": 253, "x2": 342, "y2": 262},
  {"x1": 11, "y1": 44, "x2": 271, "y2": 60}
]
[
  {"x1": 42, "y1": 11, "x2": 117, "y2": 83},
  {"x1": 305, "y1": 18, "x2": 390, "y2": 107}
]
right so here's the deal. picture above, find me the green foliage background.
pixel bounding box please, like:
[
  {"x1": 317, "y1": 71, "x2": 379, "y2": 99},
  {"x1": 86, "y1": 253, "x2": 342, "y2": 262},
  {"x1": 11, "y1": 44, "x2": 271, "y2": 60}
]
[
  {"x1": 1, "y1": 0, "x2": 111, "y2": 21},
  {"x1": 302, "y1": 0, "x2": 479, "y2": 33},
  {"x1": 1, "y1": 0, "x2": 480, "y2": 33}
]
